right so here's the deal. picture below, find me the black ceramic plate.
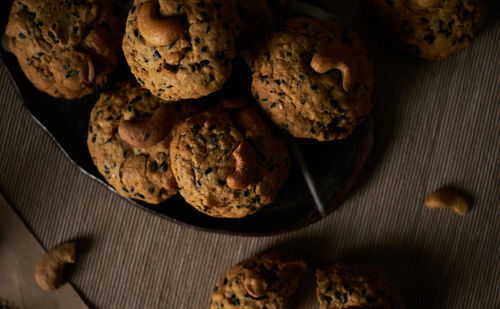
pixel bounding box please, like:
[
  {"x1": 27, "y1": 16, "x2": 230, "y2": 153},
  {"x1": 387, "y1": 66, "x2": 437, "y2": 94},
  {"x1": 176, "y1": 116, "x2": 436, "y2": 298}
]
[{"x1": 0, "y1": 1, "x2": 373, "y2": 235}]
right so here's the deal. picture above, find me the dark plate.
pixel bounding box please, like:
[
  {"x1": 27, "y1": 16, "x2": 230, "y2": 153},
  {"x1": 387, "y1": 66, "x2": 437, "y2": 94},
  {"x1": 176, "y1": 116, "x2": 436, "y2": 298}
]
[{"x1": 0, "y1": 1, "x2": 373, "y2": 236}]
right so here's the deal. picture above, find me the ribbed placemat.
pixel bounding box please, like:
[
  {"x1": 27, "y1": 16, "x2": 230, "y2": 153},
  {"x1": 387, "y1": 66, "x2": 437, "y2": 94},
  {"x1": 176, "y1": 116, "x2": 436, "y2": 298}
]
[{"x1": 0, "y1": 1, "x2": 499, "y2": 308}]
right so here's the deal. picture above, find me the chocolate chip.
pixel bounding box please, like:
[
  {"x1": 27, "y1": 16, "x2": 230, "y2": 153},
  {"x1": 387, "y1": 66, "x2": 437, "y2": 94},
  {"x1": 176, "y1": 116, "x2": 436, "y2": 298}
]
[
  {"x1": 151, "y1": 162, "x2": 158, "y2": 172},
  {"x1": 423, "y1": 33, "x2": 435, "y2": 44},
  {"x1": 160, "y1": 161, "x2": 168, "y2": 172},
  {"x1": 130, "y1": 96, "x2": 142, "y2": 104}
]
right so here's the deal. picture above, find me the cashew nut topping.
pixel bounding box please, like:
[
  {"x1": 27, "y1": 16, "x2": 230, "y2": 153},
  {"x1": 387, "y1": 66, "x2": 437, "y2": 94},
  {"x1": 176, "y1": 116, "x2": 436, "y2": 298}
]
[
  {"x1": 87, "y1": 58, "x2": 95, "y2": 83},
  {"x1": 310, "y1": 48, "x2": 358, "y2": 92},
  {"x1": 35, "y1": 242, "x2": 76, "y2": 292},
  {"x1": 243, "y1": 268, "x2": 267, "y2": 298},
  {"x1": 165, "y1": 51, "x2": 184, "y2": 65},
  {"x1": 424, "y1": 188, "x2": 469, "y2": 216},
  {"x1": 118, "y1": 106, "x2": 172, "y2": 149},
  {"x1": 138, "y1": 0, "x2": 185, "y2": 47},
  {"x1": 226, "y1": 141, "x2": 257, "y2": 189},
  {"x1": 121, "y1": 154, "x2": 147, "y2": 187},
  {"x1": 415, "y1": 0, "x2": 440, "y2": 8}
]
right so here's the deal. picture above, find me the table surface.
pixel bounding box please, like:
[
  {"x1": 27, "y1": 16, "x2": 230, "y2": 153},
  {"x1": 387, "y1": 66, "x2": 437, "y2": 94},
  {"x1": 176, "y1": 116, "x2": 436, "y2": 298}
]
[{"x1": 1, "y1": 1, "x2": 499, "y2": 308}]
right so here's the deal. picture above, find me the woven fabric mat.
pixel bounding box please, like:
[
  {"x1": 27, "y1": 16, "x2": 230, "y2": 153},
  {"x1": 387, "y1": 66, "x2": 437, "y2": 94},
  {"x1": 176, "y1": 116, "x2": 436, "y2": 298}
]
[{"x1": 0, "y1": 1, "x2": 499, "y2": 308}]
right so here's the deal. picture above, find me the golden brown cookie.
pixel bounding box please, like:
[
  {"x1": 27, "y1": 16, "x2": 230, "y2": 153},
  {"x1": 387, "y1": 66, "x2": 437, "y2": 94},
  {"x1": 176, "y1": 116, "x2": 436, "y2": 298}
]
[
  {"x1": 251, "y1": 17, "x2": 374, "y2": 141},
  {"x1": 210, "y1": 252, "x2": 308, "y2": 309},
  {"x1": 370, "y1": 0, "x2": 486, "y2": 60},
  {"x1": 316, "y1": 263, "x2": 405, "y2": 309},
  {"x1": 87, "y1": 81, "x2": 203, "y2": 204},
  {"x1": 122, "y1": 0, "x2": 241, "y2": 101},
  {"x1": 170, "y1": 106, "x2": 289, "y2": 218},
  {"x1": 5, "y1": 0, "x2": 123, "y2": 99}
]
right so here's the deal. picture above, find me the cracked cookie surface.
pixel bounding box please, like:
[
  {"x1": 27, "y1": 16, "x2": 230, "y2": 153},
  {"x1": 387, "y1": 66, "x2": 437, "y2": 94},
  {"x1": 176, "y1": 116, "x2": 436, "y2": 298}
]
[
  {"x1": 122, "y1": 0, "x2": 241, "y2": 101},
  {"x1": 370, "y1": 0, "x2": 486, "y2": 60},
  {"x1": 251, "y1": 17, "x2": 374, "y2": 141},
  {"x1": 5, "y1": 0, "x2": 123, "y2": 99},
  {"x1": 87, "y1": 81, "x2": 203, "y2": 204},
  {"x1": 170, "y1": 107, "x2": 289, "y2": 218},
  {"x1": 316, "y1": 263, "x2": 405, "y2": 309},
  {"x1": 210, "y1": 252, "x2": 307, "y2": 309}
]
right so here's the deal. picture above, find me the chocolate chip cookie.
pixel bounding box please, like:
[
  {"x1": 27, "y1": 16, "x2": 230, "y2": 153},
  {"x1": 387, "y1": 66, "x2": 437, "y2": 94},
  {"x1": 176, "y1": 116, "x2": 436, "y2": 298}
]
[
  {"x1": 5, "y1": 0, "x2": 123, "y2": 99},
  {"x1": 122, "y1": 0, "x2": 241, "y2": 101},
  {"x1": 316, "y1": 263, "x2": 405, "y2": 309},
  {"x1": 370, "y1": 0, "x2": 486, "y2": 60},
  {"x1": 170, "y1": 106, "x2": 289, "y2": 218},
  {"x1": 251, "y1": 17, "x2": 374, "y2": 141},
  {"x1": 210, "y1": 252, "x2": 307, "y2": 309},
  {"x1": 87, "y1": 81, "x2": 203, "y2": 204}
]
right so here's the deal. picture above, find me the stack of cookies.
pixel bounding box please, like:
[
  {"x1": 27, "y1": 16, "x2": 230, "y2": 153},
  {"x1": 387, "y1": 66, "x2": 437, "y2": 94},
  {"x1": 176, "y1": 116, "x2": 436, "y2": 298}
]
[{"x1": 5, "y1": 0, "x2": 485, "y2": 219}]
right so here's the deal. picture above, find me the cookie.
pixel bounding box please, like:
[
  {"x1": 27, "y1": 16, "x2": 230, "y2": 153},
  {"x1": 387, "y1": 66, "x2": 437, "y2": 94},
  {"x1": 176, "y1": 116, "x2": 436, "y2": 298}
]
[
  {"x1": 87, "y1": 81, "x2": 203, "y2": 204},
  {"x1": 210, "y1": 252, "x2": 307, "y2": 309},
  {"x1": 122, "y1": 0, "x2": 241, "y2": 101},
  {"x1": 5, "y1": 0, "x2": 123, "y2": 99},
  {"x1": 370, "y1": 0, "x2": 486, "y2": 60},
  {"x1": 170, "y1": 105, "x2": 289, "y2": 218},
  {"x1": 316, "y1": 263, "x2": 405, "y2": 309},
  {"x1": 251, "y1": 17, "x2": 374, "y2": 141}
]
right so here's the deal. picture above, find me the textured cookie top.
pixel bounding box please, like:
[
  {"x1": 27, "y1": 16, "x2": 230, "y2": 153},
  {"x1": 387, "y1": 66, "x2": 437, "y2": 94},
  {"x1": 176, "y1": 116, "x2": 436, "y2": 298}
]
[
  {"x1": 210, "y1": 252, "x2": 307, "y2": 309},
  {"x1": 122, "y1": 0, "x2": 241, "y2": 101},
  {"x1": 5, "y1": 0, "x2": 123, "y2": 99},
  {"x1": 170, "y1": 107, "x2": 289, "y2": 218},
  {"x1": 87, "y1": 81, "x2": 202, "y2": 204},
  {"x1": 371, "y1": 0, "x2": 486, "y2": 60},
  {"x1": 251, "y1": 17, "x2": 374, "y2": 141},
  {"x1": 316, "y1": 263, "x2": 405, "y2": 309}
]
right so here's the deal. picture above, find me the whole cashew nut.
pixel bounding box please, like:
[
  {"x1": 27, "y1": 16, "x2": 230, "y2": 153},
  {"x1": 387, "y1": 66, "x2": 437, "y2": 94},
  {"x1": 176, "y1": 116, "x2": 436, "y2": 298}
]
[
  {"x1": 137, "y1": 0, "x2": 185, "y2": 47},
  {"x1": 226, "y1": 141, "x2": 257, "y2": 189},
  {"x1": 243, "y1": 268, "x2": 267, "y2": 298},
  {"x1": 424, "y1": 188, "x2": 469, "y2": 216},
  {"x1": 118, "y1": 106, "x2": 172, "y2": 149},
  {"x1": 87, "y1": 58, "x2": 95, "y2": 83},
  {"x1": 35, "y1": 242, "x2": 76, "y2": 292},
  {"x1": 311, "y1": 48, "x2": 358, "y2": 92}
]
